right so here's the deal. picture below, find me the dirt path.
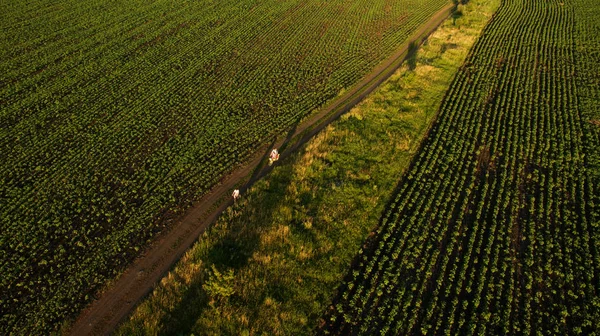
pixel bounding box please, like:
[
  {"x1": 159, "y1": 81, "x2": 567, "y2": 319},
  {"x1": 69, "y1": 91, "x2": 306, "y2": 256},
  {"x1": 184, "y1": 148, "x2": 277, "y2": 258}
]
[{"x1": 68, "y1": 4, "x2": 455, "y2": 335}]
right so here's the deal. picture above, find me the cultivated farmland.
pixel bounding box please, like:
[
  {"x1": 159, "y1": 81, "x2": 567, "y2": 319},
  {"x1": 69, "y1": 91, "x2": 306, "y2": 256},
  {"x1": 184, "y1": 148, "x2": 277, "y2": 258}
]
[
  {"x1": 0, "y1": 0, "x2": 450, "y2": 333},
  {"x1": 321, "y1": 0, "x2": 600, "y2": 334}
]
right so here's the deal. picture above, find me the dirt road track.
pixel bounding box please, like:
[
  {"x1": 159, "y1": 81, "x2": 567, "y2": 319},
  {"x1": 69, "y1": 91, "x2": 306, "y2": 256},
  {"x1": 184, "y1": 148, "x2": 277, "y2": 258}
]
[{"x1": 68, "y1": 4, "x2": 455, "y2": 335}]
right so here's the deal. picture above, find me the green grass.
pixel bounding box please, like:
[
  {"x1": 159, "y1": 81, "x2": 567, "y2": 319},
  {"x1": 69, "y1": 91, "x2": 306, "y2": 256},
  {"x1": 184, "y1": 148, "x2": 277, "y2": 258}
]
[{"x1": 117, "y1": 0, "x2": 499, "y2": 334}]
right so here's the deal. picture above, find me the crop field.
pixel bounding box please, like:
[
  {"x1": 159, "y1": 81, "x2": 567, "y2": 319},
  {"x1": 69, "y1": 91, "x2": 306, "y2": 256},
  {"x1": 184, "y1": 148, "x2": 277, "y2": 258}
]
[
  {"x1": 322, "y1": 0, "x2": 600, "y2": 334},
  {"x1": 0, "y1": 0, "x2": 451, "y2": 332}
]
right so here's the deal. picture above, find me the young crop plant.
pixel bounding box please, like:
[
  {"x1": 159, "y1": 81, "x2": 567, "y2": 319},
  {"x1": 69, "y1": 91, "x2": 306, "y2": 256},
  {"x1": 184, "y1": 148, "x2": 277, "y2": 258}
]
[{"x1": 321, "y1": 0, "x2": 600, "y2": 334}]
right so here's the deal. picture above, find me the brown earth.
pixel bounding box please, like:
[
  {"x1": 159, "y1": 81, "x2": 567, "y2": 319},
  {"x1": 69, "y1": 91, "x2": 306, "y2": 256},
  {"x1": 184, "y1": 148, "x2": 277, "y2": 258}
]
[{"x1": 68, "y1": 4, "x2": 455, "y2": 335}]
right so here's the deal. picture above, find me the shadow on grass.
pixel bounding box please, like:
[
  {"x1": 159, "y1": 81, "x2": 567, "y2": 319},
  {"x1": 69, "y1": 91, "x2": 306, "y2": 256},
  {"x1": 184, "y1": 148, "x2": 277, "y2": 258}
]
[
  {"x1": 155, "y1": 146, "x2": 321, "y2": 335},
  {"x1": 406, "y1": 41, "x2": 420, "y2": 71},
  {"x1": 452, "y1": 6, "x2": 464, "y2": 25}
]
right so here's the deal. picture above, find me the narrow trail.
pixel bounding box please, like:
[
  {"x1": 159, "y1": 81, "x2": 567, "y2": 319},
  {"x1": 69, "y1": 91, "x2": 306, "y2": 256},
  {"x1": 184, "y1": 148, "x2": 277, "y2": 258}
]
[{"x1": 68, "y1": 4, "x2": 455, "y2": 335}]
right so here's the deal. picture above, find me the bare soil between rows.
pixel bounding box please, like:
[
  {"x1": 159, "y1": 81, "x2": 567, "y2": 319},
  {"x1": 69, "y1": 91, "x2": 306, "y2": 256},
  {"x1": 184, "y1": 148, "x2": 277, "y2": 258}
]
[{"x1": 68, "y1": 4, "x2": 455, "y2": 335}]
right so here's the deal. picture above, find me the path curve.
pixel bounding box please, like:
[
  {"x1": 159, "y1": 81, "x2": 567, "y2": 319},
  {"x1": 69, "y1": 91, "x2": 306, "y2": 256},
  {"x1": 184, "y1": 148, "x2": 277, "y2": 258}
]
[{"x1": 68, "y1": 4, "x2": 455, "y2": 335}]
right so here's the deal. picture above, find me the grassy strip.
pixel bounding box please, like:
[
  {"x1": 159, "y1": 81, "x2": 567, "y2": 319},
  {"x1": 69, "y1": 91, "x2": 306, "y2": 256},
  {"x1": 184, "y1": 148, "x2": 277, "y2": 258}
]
[{"x1": 116, "y1": 0, "x2": 498, "y2": 334}]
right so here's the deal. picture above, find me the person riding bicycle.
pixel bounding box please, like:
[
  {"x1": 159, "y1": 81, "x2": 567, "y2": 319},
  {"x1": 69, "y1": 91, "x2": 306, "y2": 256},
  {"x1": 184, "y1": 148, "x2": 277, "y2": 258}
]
[{"x1": 269, "y1": 148, "x2": 280, "y2": 166}]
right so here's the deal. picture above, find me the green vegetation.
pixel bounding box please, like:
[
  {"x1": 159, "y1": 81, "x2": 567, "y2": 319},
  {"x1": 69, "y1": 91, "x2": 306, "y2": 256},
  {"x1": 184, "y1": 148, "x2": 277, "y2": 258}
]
[
  {"x1": 322, "y1": 0, "x2": 600, "y2": 334},
  {"x1": 0, "y1": 0, "x2": 451, "y2": 332},
  {"x1": 117, "y1": 1, "x2": 497, "y2": 334}
]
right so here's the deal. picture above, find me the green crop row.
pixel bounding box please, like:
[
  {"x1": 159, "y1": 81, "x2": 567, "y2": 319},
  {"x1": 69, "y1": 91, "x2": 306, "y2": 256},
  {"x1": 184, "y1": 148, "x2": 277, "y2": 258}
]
[{"x1": 321, "y1": 0, "x2": 600, "y2": 334}]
